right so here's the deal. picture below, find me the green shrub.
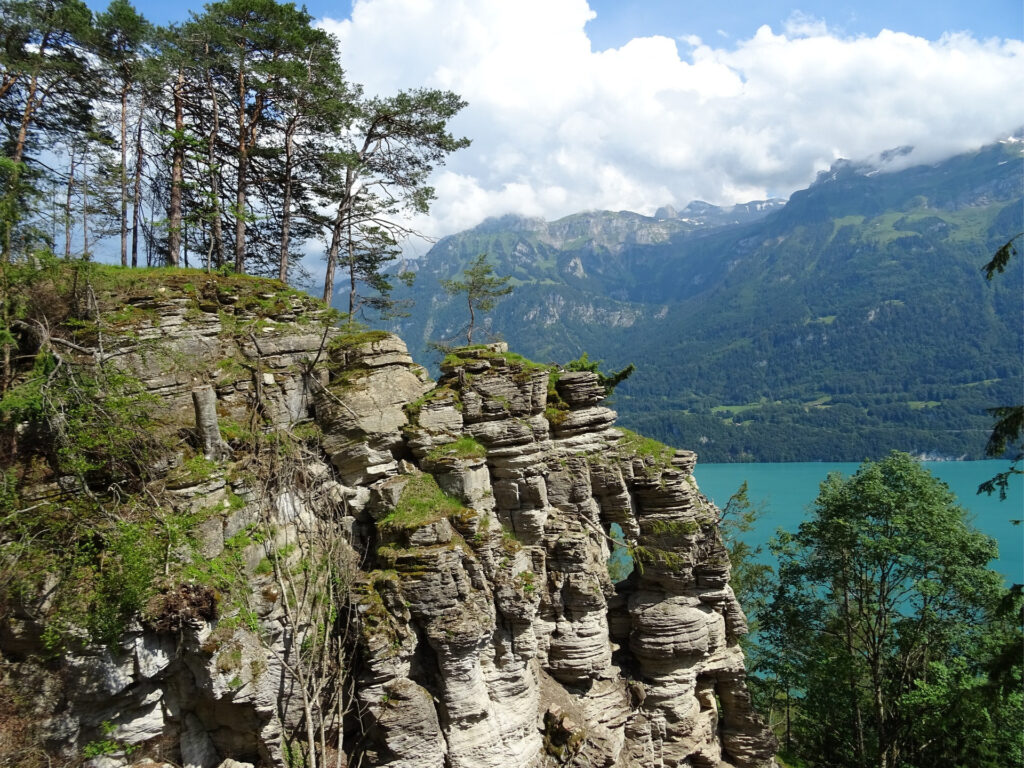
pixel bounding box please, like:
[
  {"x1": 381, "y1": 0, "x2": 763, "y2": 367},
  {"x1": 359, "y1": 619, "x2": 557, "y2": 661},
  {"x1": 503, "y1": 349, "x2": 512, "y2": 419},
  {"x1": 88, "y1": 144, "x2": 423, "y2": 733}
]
[
  {"x1": 87, "y1": 521, "x2": 162, "y2": 645},
  {"x1": 517, "y1": 570, "x2": 536, "y2": 593},
  {"x1": 564, "y1": 352, "x2": 635, "y2": 395}
]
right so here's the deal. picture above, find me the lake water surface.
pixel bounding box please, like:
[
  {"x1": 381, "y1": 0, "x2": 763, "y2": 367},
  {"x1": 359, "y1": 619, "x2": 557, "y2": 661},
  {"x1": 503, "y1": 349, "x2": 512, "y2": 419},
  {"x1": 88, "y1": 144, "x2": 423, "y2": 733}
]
[{"x1": 693, "y1": 460, "x2": 1023, "y2": 586}]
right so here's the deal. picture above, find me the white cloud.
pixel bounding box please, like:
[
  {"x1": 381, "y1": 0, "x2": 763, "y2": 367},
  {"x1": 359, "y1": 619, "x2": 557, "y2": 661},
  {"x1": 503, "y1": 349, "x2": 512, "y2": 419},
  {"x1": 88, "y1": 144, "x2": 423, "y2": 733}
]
[
  {"x1": 783, "y1": 11, "x2": 829, "y2": 38},
  {"x1": 319, "y1": 1, "x2": 1024, "y2": 241}
]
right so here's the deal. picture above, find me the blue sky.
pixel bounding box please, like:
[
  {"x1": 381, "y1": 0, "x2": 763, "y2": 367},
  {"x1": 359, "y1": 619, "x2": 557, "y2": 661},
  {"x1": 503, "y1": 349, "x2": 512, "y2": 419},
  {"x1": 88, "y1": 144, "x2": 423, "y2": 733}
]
[
  {"x1": 99, "y1": 0, "x2": 1023, "y2": 44},
  {"x1": 584, "y1": 1, "x2": 1022, "y2": 47},
  {"x1": 86, "y1": 0, "x2": 1024, "y2": 243}
]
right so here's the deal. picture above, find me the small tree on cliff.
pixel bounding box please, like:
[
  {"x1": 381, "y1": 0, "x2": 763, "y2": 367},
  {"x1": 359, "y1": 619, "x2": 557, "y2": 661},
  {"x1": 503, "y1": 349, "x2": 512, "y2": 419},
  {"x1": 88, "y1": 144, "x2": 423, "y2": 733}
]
[{"x1": 440, "y1": 253, "x2": 512, "y2": 344}]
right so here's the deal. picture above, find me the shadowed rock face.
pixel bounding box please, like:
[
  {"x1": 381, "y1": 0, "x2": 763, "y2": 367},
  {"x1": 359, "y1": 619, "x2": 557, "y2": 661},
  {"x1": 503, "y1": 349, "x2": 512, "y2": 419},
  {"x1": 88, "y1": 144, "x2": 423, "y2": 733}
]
[{"x1": 0, "y1": 281, "x2": 775, "y2": 768}]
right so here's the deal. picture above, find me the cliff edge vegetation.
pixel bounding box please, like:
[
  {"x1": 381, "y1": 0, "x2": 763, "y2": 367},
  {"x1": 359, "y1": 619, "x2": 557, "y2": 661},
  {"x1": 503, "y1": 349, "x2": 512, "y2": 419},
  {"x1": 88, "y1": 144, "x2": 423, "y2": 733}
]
[{"x1": 0, "y1": 262, "x2": 775, "y2": 768}]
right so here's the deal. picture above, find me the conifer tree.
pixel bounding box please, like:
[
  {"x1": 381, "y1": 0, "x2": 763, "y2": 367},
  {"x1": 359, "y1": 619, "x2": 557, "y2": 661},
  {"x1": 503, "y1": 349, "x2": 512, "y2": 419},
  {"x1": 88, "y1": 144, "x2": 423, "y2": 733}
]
[
  {"x1": 95, "y1": 0, "x2": 151, "y2": 267},
  {"x1": 319, "y1": 88, "x2": 470, "y2": 307},
  {"x1": 0, "y1": 0, "x2": 97, "y2": 261},
  {"x1": 441, "y1": 253, "x2": 513, "y2": 344}
]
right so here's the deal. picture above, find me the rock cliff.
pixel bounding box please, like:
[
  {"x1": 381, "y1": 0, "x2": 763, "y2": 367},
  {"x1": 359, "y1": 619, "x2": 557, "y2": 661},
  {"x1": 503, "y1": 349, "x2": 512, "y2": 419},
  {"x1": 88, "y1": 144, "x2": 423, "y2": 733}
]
[{"x1": 0, "y1": 267, "x2": 776, "y2": 768}]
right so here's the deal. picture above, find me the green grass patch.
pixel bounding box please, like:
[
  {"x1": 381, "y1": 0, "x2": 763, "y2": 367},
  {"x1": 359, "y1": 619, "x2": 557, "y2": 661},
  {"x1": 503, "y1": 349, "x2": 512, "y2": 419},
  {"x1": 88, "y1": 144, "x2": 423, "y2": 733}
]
[
  {"x1": 956, "y1": 378, "x2": 1001, "y2": 389},
  {"x1": 442, "y1": 346, "x2": 552, "y2": 373},
  {"x1": 404, "y1": 386, "x2": 462, "y2": 423},
  {"x1": 711, "y1": 402, "x2": 762, "y2": 416},
  {"x1": 802, "y1": 395, "x2": 833, "y2": 409},
  {"x1": 544, "y1": 371, "x2": 571, "y2": 426},
  {"x1": 426, "y1": 435, "x2": 486, "y2": 461},
  {"x1": 615, "y1": 427, "x2": 676, "y2": 468},
  {"x1": 830, "y1": 214, "x2": 866, "y2": 236},
  {"x1": 544, "y1": 405, "x2": 569, "y2": 426},
  {"x1": 378, "y1": 473, "x2": 465, "y2": 533},
  {"x1": 500, "y1": 525, "x2": 522, "y2": 555}
]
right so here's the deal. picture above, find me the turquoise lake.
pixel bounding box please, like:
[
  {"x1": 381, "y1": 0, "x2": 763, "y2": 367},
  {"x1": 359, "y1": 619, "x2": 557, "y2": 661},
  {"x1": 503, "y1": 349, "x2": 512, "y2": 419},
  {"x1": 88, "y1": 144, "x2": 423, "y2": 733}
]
[{"x1": 692, "y1": 460, "x2": 1023, "y2": 586}]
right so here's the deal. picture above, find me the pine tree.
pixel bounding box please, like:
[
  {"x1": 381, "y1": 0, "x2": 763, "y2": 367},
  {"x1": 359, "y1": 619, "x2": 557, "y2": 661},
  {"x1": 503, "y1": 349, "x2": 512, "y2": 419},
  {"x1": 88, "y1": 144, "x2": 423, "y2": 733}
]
[
  {"x1": 95, "y1": 0, "x2": 151, "y2": 267},
  {"x1": 319, "y1": 88, "x2": 470, "y2": 307},
  {"x1": 441, "y1": 253, "x2": 513, "y2": 344}
]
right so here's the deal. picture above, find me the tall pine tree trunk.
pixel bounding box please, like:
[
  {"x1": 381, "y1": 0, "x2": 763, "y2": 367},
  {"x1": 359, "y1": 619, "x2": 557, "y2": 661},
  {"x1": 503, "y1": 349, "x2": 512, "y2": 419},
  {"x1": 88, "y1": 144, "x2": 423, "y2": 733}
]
[
  {"x1": 233, "y1": 62, "x2": 247, "y2": 273},
  {"x1": 2, "y1": 71, "x2": 39, "y2": 262},
  {"x1": 323, "y1": 170, "x2": 356, "y2": 304},
  {"x1": 168, "y1": 68, "x2": 184, "y2": 267},
  {"x1": 11, "y1": 71, "x2": 39, "y2": 169},
  {"x1": 131, "y1": 108, "x2": 144, "y2": 268},
  {"x1": 64, "y1": 149, "x2": 76, "y2": 260},
  {"x1": 204, "y1": 62, "x2": 224, "y2": 268},
  {"x1": 347, "y1": 215, "x2": 357, "y2": 317},
  {"x1": 323, "y1": 212, "x2": 341, "y2": 304},
  {"x1": 81, "y1": 157, "x2": 89, "y2": 259},
  {"x1": 119, "y1": 86, "x2": 129, "y2": 266},
  {"x1": 278, "y1": 124, "x2": 295, "y2": 282}
]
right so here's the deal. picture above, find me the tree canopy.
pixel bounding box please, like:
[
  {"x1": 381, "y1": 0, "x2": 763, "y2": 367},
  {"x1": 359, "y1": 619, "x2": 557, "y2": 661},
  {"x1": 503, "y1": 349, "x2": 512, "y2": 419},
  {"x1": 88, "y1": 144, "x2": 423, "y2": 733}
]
[
  {"x1": 760, "y1": 451, "x2": 1021, "y2": 768},
  {"x1": 0, "y1": 0, "x2": 468, "y2": 303}
]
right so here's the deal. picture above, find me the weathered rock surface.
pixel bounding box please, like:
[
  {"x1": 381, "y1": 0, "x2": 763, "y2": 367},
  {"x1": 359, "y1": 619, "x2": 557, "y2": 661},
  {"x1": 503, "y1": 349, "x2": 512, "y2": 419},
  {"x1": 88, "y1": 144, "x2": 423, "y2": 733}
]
[{"x1": 0, "y1": 287, "x2": 775, "y2": 768}]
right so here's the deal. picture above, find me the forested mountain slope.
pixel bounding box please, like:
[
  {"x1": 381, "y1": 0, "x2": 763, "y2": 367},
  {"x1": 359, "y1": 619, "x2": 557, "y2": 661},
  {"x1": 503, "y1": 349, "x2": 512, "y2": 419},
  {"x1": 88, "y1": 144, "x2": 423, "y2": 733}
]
[{"x1": 391, "y1": 140, "x2": 1023, "y2": 461}]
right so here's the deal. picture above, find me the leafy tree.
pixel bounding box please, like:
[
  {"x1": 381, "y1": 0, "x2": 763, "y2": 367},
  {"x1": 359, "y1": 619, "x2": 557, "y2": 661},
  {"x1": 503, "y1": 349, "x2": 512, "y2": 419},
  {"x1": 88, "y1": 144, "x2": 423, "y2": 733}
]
[
  {"x1": 716, "y1": 480, "x2": 771, "y2": 617},
  {"x1": 762, "y1": 451, "x2": 1020, "y2": 768},
  {"x1": 440, "y1": 253, "x2": 512, "y2": 344},
  {"x1": 979, "y1": 403, "x2": 1023, "y2": 502}
]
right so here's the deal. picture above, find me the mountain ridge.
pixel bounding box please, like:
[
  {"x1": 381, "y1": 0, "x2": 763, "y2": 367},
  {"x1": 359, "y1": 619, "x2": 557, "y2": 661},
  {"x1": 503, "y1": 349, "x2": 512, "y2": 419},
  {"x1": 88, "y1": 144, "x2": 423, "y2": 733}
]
[{"x1": 389, "y1": 139, "x2": 1023, "y2": 462}]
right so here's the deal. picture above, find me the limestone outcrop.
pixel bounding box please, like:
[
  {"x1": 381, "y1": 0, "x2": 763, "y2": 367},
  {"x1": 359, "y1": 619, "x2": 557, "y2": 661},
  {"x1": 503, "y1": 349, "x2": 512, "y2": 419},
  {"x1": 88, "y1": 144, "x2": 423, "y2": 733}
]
[{"x1": 0, "y1": 272, "x2": 775, "y2": 768}]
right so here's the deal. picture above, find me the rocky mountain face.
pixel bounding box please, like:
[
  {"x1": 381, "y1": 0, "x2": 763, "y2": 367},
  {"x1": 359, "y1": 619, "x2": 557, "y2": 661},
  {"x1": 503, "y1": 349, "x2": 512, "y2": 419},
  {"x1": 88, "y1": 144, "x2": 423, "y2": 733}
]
[
  {"x1": 653, "y1": 200, "x2": 787, "y2": 228},
  {"x1": 0, "y1": 270, "x2": 775, "y2": 768}
]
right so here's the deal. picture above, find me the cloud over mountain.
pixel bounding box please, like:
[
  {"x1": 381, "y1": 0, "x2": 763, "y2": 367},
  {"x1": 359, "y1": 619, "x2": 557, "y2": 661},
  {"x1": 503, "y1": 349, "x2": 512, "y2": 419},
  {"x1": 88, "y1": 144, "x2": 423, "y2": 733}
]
[{"x1": 320, "y1": 0, "x2": 1024, "y2": 244}]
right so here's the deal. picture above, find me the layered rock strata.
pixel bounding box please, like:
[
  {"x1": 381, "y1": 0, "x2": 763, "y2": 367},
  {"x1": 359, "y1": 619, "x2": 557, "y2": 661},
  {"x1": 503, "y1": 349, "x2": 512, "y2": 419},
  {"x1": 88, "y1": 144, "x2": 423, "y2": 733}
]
[{"x1": 0, "y1": 280, "x2": 775, "y2": 768}]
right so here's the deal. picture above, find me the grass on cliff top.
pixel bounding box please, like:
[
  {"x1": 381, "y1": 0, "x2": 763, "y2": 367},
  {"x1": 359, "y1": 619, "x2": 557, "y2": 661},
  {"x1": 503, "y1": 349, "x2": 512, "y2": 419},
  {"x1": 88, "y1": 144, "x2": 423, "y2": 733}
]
[
  {"x1": 441, "y1": 346, "x2": 551, "y2": 373},
  {"x1": 1, "y1": 259, "x2": 338, "y2": 341},
  {"x1": 67, "y1": 262, "x2": 310, "y2": 309},
  {"x1": 615, "y1": 427, "x2": 677, "y2": 469},
  {"x1": 425, "y1": 435, "x2": 486, "y2": 462},
  {"x1": 378, "y1": 473, "x2": 465, "y2": 533}
]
